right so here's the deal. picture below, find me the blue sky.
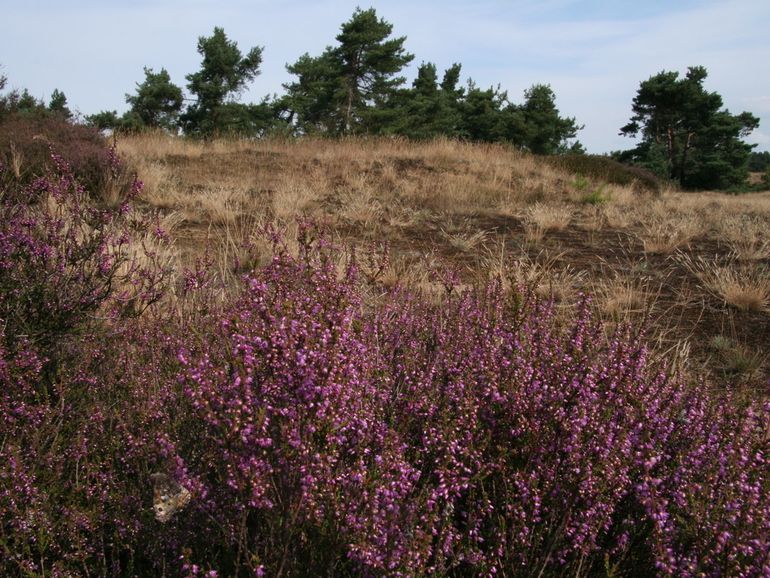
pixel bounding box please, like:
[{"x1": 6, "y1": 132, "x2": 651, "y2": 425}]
[{"x1": 3, "y1": 0, "x2": 769, "y2": 152}]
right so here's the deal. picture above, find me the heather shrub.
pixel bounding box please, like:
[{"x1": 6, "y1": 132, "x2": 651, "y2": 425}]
[
  {"x1": 548, "y1": 154, "x2": 663, "y2": 194},
  {"x1": 0, "y1": 113, "x2": 135, "y2": 205},
  {"x1": 0, "y1": 151, "x2": 167, "y2": 359},
  {"x1": 0, "y1": 144, "x2": 181, "y2": 575},
  {"x1": 0, "y1": 147, "x2": 767, "y2": 575},
  {"x1": 0, "y1": 316, "x2": 195, "y2": 576},
  {"x1": 172, "y1": 236, "x2": 769, "y2": 577}
]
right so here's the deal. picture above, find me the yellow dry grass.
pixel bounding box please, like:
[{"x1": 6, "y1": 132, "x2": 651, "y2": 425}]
[
  {"x1": 714, "y1": 214, "x2": 770, "y2": 261},
  {"x1": 591, "y1": 273, "x2": 656, "y2": 319},
  {"x1": 635, "y1": 200, "x2": 704, "y2": 254},
  {"x1": 679, "y1": 254, "x2": 770, "y2": 312},
  {"x1": 522, "y1": 203, "x2": 573, "y2": 241},
  {"x1": 118, "y1": 132, "x2": 578, "y2": 222}
]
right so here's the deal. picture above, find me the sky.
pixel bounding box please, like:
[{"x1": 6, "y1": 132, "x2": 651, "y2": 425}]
[{"x1": 2, "y1": 0, "x2": 769, "y2": 153}]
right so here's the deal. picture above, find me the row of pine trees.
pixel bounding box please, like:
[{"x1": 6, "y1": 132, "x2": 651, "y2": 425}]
[{"x1": 86, "y1": 8, "x2": 584, "y2": 154}]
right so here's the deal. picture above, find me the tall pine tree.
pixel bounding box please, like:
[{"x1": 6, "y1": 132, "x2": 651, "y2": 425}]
[
  {"x1": 182, "y1": 27, "x2": 263, "y2": 137},
  {"x1": 504, "y1": 84, "x2": 583, "y2": 154},
  {"x1": 284, "y1": 8, "x2": 413, "y2": 135},
  {"x1": 125, "y1": 67, "x2": 183, "y2": 130},
  {"x1": 620, "y1": 66, "x2": 758, "y2": 189}
]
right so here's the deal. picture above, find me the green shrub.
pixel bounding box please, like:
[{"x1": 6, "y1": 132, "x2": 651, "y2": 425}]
[{"x1": 580, "y1": 186, "x2": 610, "y2": 205}]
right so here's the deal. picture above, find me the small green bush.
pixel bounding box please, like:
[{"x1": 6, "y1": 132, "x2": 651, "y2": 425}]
[
  {"x1": 580, "y1": 186, "x2": 610, "y2": 205},
  {"x1": 573, "y1": 174, "x2": 590, "y2": 191}
]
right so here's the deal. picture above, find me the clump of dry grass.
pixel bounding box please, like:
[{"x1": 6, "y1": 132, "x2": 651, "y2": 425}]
[
  {"x1": 637, "y1": 206, "x2": 702, "y2": 254},
  {"x1": 708, "y1": 335, "x2": 767, "y2": 381},
  {"x1": 602, "y1": 204, "x2": 633, "y2": 229},
  {"x1": 442, "y1": 229, "x2": 490, "y2": 253},
  {"x1": 385, "y1": 204, "x2": 429, "y2": 229},
  {"x1": 604, "y1": 184, "x2": 638, "y2": 206},
  {"x1": 481, "y1": 246, "x2": 585, "y2": 304},
  {"x1": 591, "y1": 273, "x2": 656, "y2": 319},
  {"x1": 134, "y1": 162, "x2": 178, "y2": 207},
  {"x1": 211, "y1": 214, "x2": 272, "y2": 283},
  {"x1": 335, "y1": 176, "x2": 385, "y2": 228},
  {"x1": 273, "y1": 179, "x2": 317, "y2": 220},
  {"x1": 373, "y1": 254, "x2": 431, "y2": 291},
  {"x1": 716, "y1": 215, "x2": 770, "y2": 261},
  {"x1": 679, "y1": 254, "x2": 770, "y2": 311},
  {"x1": 197, "y1": 186, "x2": 248, "y2": 224},
  {"x1": 578, "y1": 206, "x2": 606, "y2": 233},
  {"x1": 530, "y1": 263, "x2": 586, "y2": 303},
  {"x1": 522, "y1": 203, "x2": 572, "y2": 241}
]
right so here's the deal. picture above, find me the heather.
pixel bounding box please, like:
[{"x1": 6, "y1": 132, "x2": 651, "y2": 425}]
[
  {"x1": 544, "y1": 154, "x2": 663, "y2": 194},
  {"x1": 1, "y1": 143, "x2": 768, "y2": 576},
  {"x1": 0, "y1": 113, "x2": 136, "y2": 204}
]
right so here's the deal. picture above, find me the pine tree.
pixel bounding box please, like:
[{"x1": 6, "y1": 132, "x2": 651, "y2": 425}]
[
  {"x1": 505, "y1": 84, "x2": 582, "y2": 154},
  {"x1": 182, "y1": 27, "x2": 263, "y2": 136},
  {"x1": 378, "y1": 62, "x2": 463, "y2": 139},
  {"x1": 283, "y1": 52, "x2": 343, "y2": 134},
  {"x1": 125, "y1": 67, "x2": 183, "y2": 130},
  {"x1": 284, "y1": 7, "x2": 413, "y2": 135},
  {"x1": 458, "y1": 81, "x2": 508, "y2": 142},
  {"x1": 620, "y1": 66, "x2": 759, "y2": 189},
  {"x1": 48, "y1": 89, "x2": 72, "y2": 119}
]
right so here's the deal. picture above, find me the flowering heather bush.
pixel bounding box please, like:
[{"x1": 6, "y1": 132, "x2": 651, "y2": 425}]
[
  {"x1": 0, "y1": 113, "x2": 136, "y2": 205},
  {"x1": 0, "y1": 149, "x2": 179, "y2": 575},
  {"x1": 174, "y1": 236, "x2": 769, "y2": 577},
  {"x1": 0, "y1": 150, "x2": 166, "y2": 358},
  {"x1": 0, "y1": 320, "x2": 190, "y2": 576},
  {"x1": 0, "y1": 147, "x2": 767, "y2": 576}
]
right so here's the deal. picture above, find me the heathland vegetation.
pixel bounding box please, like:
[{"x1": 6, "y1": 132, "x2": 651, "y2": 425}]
[{"x1": 0, "y1": 7, "x2": 769, "y2": 577}]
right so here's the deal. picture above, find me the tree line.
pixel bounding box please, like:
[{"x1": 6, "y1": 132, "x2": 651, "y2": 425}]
[
  {"x1": 1, "y1": 6, "x2": 762, "y2": 190},
  {"x1": 87, "y1": 8, "x2": 583, "y2": 156}
]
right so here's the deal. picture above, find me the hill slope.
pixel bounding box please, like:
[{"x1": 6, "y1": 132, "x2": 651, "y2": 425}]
[{"x1": 119, "y1": 133, "x2": 770, "y2": 388}]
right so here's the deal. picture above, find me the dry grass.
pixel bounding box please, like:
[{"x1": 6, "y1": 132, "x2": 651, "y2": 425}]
[
  {"x1": 119, "y1": 132, "x2": 577, "y2": 225},
  {"x1": 577, "y1": 206, "x2": 606, "y2": 233},
  {"x1": 442, "y1": 228, "x2": 490, "y2": 253},
  {"x1": 673, "y1": 190, "x2": 770, "y2": 219},
  {"x1": 375, "y1": 254, "x2": 433, "y2": 291},
  {"x1": 679, "y1": 254, "x2": 770, "y2": 312},
  {"x1": 211, "y1": 214, "x2": 270, "y2": 283},
  {"x1": 481, "y1": 246, "x2": 586, "y2": 304},
  {"x1": 273, "y1": 178, "x2": 317, "y2": 221},
  {"x1": 708, "y1": 335, "x2": 767, "y2": 381},
  {"x1": 636, "y1": 202, "x2": 703, "y2": 254},
  {"x1": 9, "y1": 142, "x2": 24, "y2": 178},
  {"x1": 603, "y1": 204, "x2": 633, "y2": 229},
  {"x1": 591, "y1": 273, "x2": 656, "y2": 319},
  {"x1": 715, "y1": 214, "x2": 770, "y2": 261},
  {"x1": 522, "y1": 203, "x2": 572, "y2": 241}
]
